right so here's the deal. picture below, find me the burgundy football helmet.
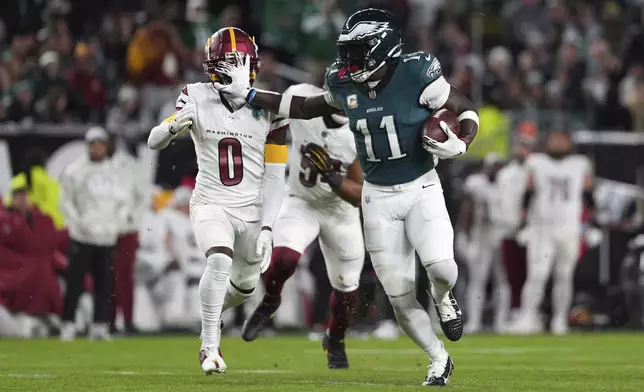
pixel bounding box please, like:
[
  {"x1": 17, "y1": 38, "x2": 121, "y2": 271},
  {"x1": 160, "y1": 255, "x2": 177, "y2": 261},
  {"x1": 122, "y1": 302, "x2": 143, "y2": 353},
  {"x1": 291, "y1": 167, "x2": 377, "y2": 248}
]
[{"x1": 203, "y1": 27, "x2": 260, "y2": 84}]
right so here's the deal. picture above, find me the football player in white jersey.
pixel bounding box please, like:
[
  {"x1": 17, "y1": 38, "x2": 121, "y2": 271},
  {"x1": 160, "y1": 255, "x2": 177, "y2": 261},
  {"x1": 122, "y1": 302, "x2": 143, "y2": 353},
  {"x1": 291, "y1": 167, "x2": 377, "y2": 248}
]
[
  {"x1": 512, "y1": 131, "x2": 596, "y2": 335},
  {"x1": 494, "y1": 136, "x2": 534, "y2": 323},
  {"x1": 458, "y1": 154, "x2": 510, "y2": 334},
  {"x1": 241, "y1": 83, "x2": 365, "y2": 369},
  {"x1": 147, "y1": 28, "x2": 289, "y2": 374},
  {"x1": 159, "y1": 186, "x2": 203, "y2": 328}
]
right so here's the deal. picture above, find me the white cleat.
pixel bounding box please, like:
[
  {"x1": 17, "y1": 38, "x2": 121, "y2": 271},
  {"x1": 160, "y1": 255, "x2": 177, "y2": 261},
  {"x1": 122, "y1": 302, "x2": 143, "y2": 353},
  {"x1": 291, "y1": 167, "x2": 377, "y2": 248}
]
[
  {"x1": 550, "y1": 317, "x2": 569, "y2": 336},
  {"x1": 423, "y1": 354, "x2": 454, "y2": 386},
  {"x1": 507, "y1": 313, "x2": 542, "y2": 335},
  {"x1": 372, "y1": 320, "x2": 400, "y2": 340},
  {"x1": 88, "y1": 323, "x2": 112, "y2": 341},
  {"x1": 60, "y1": 322, "x2": 76, "y2": 342},
  {"x1": 200, "y1": 347, "x2": 227, "y2": 375}
]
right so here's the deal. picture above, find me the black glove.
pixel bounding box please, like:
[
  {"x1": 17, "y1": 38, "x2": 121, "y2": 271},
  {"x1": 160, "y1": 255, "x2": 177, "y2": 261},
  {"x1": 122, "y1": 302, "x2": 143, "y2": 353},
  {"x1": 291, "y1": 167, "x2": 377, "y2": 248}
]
[{"x1": 302, "y1": 143, "x2": 342, "y2": 189}]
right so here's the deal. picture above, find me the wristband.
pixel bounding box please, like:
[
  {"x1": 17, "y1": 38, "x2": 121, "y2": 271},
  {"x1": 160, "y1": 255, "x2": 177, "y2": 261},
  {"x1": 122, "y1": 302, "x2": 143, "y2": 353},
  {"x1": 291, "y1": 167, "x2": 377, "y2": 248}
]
[
  {"x1": 326, "y1": 171, "x2": 343, "y2": 190},
  {"x1": 260, "y1": 226, "x2": 272, "y2": 232},
  {"x1": 246, "y1": 88, "x2": 257, "y2": 103}
]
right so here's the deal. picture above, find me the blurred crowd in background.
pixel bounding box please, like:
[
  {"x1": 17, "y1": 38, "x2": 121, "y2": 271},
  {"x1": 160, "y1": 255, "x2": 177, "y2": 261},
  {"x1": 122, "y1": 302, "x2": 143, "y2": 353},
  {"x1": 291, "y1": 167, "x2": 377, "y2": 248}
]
[
  {"x1": 1, "y1": 0, "x2": 644, "y2": 132},
  {"x1": 2, "y1": 0, "x2": 644, "y2": 339}
]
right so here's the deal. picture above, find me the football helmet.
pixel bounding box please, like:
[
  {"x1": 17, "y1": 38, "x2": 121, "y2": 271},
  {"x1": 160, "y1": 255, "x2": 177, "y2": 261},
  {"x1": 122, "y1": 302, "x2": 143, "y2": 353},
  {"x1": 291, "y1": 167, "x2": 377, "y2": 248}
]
[
  {"x1": 336, "y1": 8, "x2": 403, "y2": 83},
  {"x1": 203, "y1": 27, "x2": 260, "y2": 84}
]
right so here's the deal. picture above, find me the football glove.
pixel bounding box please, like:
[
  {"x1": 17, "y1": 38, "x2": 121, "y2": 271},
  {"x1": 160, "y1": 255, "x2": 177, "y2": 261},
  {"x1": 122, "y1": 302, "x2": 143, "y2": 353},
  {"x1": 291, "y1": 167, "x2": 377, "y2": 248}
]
[
  {"x1": 169, "y1": 103, "x2": 195, "y2": 135},
  {"x1": 422, "y1": 121, "x2": 466, "y2": 160},
  {"x1": 213, "y1": 53, "x2": 251, "y2": 112},
  {"x1": 255, "y1": 228, "x2": 273, "y2": 273},
  {"x1": 302, "y1": 143, "x2": 331, "y2": 175}
]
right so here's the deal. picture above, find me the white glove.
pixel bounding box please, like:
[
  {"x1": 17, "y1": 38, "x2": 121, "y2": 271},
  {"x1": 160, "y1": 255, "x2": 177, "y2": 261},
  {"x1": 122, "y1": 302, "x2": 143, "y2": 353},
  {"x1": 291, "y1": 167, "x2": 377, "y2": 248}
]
[
  {"x1": 584, "y1": 227, "x2": 603, "y2": 248},
  {"x1": 170, "y1": 103, "x2": 195, "y2": 135},
  {"x1": 515, "y1": 226, "x2": 530, "y2": 246},
  {"x1": 213, "y1": 53, "x2": 251, "y2": 112},
  {"x1": 255, "y1": 228, "x2": 273, "y2": 273},
  {"x1": 422, "y1": 121, "x2": 466, "y2": 159}
]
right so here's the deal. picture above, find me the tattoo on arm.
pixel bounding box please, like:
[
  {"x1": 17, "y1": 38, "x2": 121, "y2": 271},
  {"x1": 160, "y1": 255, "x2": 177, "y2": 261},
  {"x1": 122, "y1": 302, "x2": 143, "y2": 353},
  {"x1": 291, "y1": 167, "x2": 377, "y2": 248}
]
[{"x1": 442, "y1": 86, "x2": 478, "y2": 147}]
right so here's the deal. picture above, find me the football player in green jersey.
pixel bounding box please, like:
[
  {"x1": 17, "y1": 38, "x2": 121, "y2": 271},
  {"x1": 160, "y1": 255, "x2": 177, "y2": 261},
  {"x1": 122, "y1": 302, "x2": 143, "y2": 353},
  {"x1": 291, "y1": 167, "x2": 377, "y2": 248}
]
[{"x1": 214, "y1": 8, "x2": 478, "y2": 386}]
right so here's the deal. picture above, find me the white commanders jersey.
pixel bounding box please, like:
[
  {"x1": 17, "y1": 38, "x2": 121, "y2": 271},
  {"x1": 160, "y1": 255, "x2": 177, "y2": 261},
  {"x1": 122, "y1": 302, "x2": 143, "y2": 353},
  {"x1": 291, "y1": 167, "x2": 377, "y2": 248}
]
[
  {"x1": 463, "y1": 173, "x2": 497, "y2": 230},
  {"x1": 493, "y1": 160, "x2": 530, "y2": 232},
  {"x1": 285, "y1": 84, "x2": 358, "y2": 211},
  {"x1": 527, "y1": 153, "x2": 592, "y2": 226},
  {"x1": 177, "y1": 83, "x2": 289, "y2": 221}
]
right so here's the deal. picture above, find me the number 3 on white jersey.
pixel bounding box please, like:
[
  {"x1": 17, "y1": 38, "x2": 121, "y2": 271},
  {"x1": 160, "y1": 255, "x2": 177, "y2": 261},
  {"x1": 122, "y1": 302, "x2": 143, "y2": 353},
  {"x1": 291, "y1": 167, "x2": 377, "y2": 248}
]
[{"x1": 356, "y1": 115, "x2": 407, "y2": 162}]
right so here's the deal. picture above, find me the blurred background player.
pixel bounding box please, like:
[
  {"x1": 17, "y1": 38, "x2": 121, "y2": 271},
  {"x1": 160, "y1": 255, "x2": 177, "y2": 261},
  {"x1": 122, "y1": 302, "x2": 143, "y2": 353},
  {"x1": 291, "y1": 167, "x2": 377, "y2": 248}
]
[
  {"x1": 147, "y1": 28, "x2": 289, "y2": 374},
  {"x1": 59, "y1": 126, "x2": 126, "y2": 341},
  {"x1": 496, "y1": 132, "x2": 536, "y2": 324},
  {"x1": 110, "y1": 137, "x2": 146, "y2": 335},
  {"x1": 242, "y1": 83, "x2": 364, "y2": 369},
  {"x1": 458, "y1": 153, "x2": 509, "y2": 334},
  {"x1": 160, "y1": 186, "x2": 203, "y2": 329},
  {"x1": 512, "y1": 131, "x2": 598, "y2": 335}
]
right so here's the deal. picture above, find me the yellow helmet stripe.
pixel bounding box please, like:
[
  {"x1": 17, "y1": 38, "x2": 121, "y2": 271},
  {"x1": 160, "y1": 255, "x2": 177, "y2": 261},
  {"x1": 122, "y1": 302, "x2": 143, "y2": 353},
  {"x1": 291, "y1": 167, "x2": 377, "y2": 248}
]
[{"x1": 228, "y1": 27, "x2": 237, "y2": 52}]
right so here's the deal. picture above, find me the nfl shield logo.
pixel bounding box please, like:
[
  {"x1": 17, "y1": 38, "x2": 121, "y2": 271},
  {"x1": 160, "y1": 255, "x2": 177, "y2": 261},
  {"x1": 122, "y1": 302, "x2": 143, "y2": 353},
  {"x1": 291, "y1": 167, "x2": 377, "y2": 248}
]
[
  {"x1": 347, "y1": 94, "x2": 358, "y2": 109},
  {"x1": 368, "y1": 90, "x2": 376, "y2": 99}
]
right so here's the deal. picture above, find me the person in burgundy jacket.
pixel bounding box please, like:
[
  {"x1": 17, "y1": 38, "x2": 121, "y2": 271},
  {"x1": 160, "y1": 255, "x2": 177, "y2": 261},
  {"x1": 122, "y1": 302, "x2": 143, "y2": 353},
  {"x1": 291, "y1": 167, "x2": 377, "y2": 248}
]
[{"x1": 0, "y1": 183, "x2": 66, "y2": 337}]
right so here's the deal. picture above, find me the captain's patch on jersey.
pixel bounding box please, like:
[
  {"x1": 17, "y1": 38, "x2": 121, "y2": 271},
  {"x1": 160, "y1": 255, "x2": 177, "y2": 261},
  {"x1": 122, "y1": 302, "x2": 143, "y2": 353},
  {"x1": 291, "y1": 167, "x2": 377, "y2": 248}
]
[{"x1": 347, "y1": 94, "x2": 358, "y2": 109}]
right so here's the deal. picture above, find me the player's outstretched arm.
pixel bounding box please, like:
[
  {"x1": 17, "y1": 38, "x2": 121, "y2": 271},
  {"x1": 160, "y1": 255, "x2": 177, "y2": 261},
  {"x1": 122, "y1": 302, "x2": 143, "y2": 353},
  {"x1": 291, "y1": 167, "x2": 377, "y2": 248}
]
[
  {"x1": 328, "y1": 160, "x2": 364, "y2": 208},
  {"x1": 247, "y1": 90, "x2": 340, "y2": 120}
]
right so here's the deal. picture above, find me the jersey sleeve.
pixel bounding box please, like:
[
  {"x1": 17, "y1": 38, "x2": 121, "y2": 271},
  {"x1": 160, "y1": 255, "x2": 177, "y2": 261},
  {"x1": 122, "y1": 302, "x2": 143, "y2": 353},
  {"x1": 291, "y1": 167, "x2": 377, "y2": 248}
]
[
  {"x1": 323, "y1": 64, "x2": 345, "y2": 109},
  {"x1": 268, "y1": 112, "x2": 290, "y2": 139},
  {"x1": 417, "y1": 53, "x2": 450, "y2": 110},
  {"x1": 175, "y1": 85, "x2": 193, "y2": 110}
]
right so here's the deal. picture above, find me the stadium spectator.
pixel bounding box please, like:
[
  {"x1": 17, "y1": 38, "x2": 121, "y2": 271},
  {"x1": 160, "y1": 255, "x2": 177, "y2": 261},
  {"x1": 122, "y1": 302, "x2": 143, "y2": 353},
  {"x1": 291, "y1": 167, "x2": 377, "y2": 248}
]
[
  {"x1": 6, "y1": 148, "x2": 65, "y2": 229},
  {"x1": 59, "y1": 126, "x2": 125, "y2": 341},
  {"x1": 299, "y1": 0, "x2": 346, "y2": 63},
  {"x1": 66, "y1": 42, "x2": 108, "y2": 123},
  {"x1": 106, "y1": 85, "x2": 143, "y2": 132},
  {"x1": 0, "y1": 179, "x2": 65, "y2": 337}
]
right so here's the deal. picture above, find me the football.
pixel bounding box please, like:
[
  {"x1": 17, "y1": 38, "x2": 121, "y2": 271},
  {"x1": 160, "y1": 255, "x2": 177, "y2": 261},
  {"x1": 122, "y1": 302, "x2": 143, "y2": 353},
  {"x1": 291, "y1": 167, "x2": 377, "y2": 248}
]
[{"x1": 423, "y1": 108, "x2": 461, "y2": 143}]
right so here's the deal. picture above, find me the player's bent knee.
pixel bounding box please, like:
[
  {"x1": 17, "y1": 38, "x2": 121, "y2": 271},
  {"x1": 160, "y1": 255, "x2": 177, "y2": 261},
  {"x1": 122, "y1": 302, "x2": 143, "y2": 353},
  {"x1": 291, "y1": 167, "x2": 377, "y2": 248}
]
[
  {"x1": 329, "y1": 272, "x2": 360, "y2": 293},
  {"x1": 204, "y1": 251, "x2": 233, "y2": 272},
  {"x1": 379, "y1": 275, "x2": 415, "y2": 298},
  {"x1": 206, "y1": 246, "x2": 233, "y2": 259},
  {"x1": 425, "y1": 259, "x2": 458, "y2": 288}
]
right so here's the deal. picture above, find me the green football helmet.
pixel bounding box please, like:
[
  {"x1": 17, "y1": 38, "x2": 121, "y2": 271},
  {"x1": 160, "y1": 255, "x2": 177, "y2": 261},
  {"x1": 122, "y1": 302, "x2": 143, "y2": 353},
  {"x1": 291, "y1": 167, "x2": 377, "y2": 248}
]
[{"x1": 336, "y1": 8, "x2": 403, "y2": 83}]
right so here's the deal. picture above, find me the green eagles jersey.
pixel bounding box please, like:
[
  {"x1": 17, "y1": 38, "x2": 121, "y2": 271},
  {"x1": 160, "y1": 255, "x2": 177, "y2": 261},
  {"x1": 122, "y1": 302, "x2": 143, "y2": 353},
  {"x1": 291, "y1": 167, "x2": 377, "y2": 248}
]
[{"x1": 324, "y1": 52, "x2": 445, "y2": 186}]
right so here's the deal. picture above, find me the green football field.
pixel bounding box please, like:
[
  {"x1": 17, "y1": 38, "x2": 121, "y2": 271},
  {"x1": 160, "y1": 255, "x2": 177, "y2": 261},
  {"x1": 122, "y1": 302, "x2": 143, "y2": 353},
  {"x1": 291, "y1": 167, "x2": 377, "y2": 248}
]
[{"x1": 1, "y1": 334, "x2": 643, "y2": 391}]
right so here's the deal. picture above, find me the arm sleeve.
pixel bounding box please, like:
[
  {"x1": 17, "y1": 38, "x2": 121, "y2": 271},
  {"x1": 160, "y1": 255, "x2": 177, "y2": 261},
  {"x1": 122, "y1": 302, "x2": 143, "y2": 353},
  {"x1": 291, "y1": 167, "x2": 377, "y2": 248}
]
[
  {"x1": 260, "y1": 163, "x2": 286, "y2": 229},
  {"x1": 418, "y1": 55, "x2": 451, "y2": 109}
]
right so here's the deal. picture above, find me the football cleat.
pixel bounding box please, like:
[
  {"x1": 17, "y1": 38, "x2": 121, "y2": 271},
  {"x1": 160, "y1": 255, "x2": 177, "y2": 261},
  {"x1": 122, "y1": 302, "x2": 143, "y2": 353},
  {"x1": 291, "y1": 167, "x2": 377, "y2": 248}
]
[
  {"x1": 199, "y1": 347, "x2": 227, "y2": 375},
  {"x1": 241, "y1": 299, "x2": 280, "y2": 342},
  {"x1": 423, "y1": 356, "x2": 454, "y2": 387},
  {"x1": 322, "y1": 333, "x2": 349, "y2": 369},
  {"x1": 88, "y1": 323, "x2": 112, "y2": 341},
  {"x1": 431, "y1": 290, "x2": 463, "y2": 341}
]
